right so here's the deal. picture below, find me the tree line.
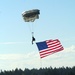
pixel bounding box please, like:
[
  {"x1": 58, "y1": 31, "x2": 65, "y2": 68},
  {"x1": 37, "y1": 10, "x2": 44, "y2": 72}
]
[{"x1": 0, "y1": 66, "x2": 75, "y2": 75}]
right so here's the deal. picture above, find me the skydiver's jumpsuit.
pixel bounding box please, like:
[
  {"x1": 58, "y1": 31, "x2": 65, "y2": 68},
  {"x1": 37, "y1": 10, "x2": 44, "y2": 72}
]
[{"x1": 32, "y1": 36, "x2": 35, "y2": 44}]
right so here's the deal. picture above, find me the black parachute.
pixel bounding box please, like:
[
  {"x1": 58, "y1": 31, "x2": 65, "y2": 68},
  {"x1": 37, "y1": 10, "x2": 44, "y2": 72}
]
[{"x1": 22, "y1": 9, "x2": 40, "y2": 22}]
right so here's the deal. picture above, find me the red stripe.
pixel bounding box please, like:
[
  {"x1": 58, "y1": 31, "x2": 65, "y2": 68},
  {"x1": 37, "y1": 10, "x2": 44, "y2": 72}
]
[
  {"x1": 48, "y1": 45, "x2": 63, "y2": 50},
  {"x1": 47, "y1": 41, "x2": 60, "y2": 45},
  {"x1": 40, "y1": 48, "x2": 64, "y2": 58},
  {"x1": 40, "y1": 47, "x2": 63, "y2": 56},
  {"x1": 48, "y1": 44, "x2": 62, "y2": 48}
]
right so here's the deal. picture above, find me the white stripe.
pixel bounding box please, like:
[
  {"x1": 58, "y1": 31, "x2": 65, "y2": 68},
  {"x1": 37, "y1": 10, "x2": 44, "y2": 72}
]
[
  {"x1": 40, "y1": 46, "x2": 63, "y2": 55},
  {"x1": 48, "y1": 44, "x2": 62, "y2": 48},
  {"x1": 47, "y1": 42, "x2": 60, "y2": 46},
  {"x1": 40, "y1": 49, "x2": 63, "y2": 58},
  {"x1": 40, "y1": 53, "x2": 52, "y2": 58},
  {"x1": 46, "y1": 40, "x2": 59, "y2": 44}
]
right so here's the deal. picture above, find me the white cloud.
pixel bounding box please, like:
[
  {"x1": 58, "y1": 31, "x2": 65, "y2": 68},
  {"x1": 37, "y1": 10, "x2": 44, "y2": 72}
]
[
  {"x1": 0, "y1": 45, "x2": 75, "y2": 71},
  {"x1": 0, "y1": 52, "x2": 40, "y2": 71}
]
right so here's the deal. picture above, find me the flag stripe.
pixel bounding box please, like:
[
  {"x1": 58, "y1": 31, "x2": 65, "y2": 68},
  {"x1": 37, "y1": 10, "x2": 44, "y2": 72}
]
[
  {"x1": 40, "y1": 48, "x2": 63, "y2": 58},
  {"x1": 40, "y1": 47, "x2": 64, "y2": 55},
  {"x1": 40, "y1": 49, "x2": 63, "y2": 58},
  {"x1": 48, "y1": 44, "x2": 62, "y2": 50},
  {"x1": 46, "y1": 39, "x2": 59, "y2": 44},
  {"x1": 40, "y1": 46, "x2": 63, "y2": 53},
  {"x1": 47, "y1": 42, "x2": 60, "y2": 47}
]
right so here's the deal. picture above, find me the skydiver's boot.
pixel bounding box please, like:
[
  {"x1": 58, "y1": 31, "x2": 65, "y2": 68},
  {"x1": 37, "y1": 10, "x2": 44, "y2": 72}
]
[{"x1": 32, "y1": 36, "x2": 36, "y2": 44}]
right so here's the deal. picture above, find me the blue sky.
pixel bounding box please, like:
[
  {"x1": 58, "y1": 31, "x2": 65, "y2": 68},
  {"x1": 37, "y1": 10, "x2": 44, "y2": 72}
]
[{"x1": 0, "y1": 0, "x2": 75, "y2": 71}]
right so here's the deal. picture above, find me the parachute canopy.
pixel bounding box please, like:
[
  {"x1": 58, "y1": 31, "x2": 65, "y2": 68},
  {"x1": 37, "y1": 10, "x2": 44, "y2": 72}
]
[{"x1": 22, "y1": 9, "x2": 40, "y2": 22}]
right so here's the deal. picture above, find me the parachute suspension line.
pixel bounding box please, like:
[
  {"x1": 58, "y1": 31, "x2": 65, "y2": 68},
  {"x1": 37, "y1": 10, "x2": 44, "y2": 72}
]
[
  {"x1": 31, "y1": 22, "x2": 36, "y2": 44},
  {"x1": 31, "y1": 22, "x2": 34, "y2": 35},
  {"x1": 32, "y1": 32, "x2": 36, "y2": 44},
  {"x1": 27, "y1": 22, "x2": 35, "y2": 44},
  {"x1": 32, "y1": 32, "x2": 34, "y2": 37},
  {"x1": 27, "y1": 23, "x2": 34, "y2": 35}
]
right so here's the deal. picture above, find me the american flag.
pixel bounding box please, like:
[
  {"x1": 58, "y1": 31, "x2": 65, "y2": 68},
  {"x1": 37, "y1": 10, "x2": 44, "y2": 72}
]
[{"x1": 36, "y1": 39, "x2": 64, "y2": 58}]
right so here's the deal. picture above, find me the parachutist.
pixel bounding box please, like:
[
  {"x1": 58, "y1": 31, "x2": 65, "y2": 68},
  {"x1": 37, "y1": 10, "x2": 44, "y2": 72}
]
[
  {"x1": 32, "y1": 36, "x2": 36, "y2": 44},
  {"x1": 22, "y1": 9, "x2": 40, "y2": 44}
]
